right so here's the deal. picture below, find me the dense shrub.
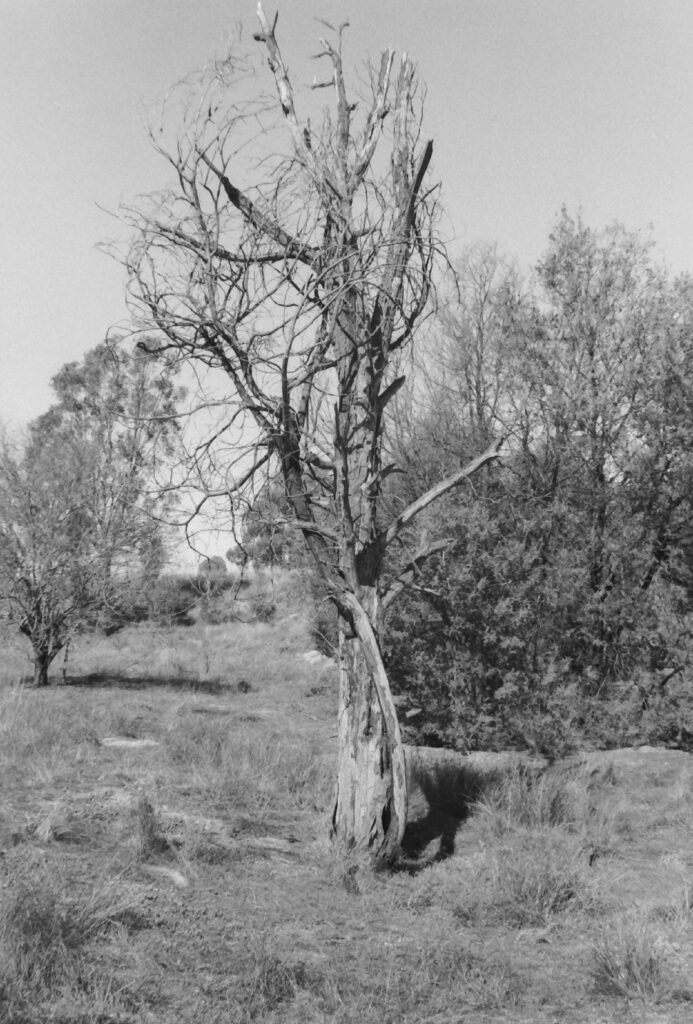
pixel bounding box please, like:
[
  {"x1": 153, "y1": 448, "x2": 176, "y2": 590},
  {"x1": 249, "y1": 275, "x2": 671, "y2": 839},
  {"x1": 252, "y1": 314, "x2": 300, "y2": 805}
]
[
  {"x1": 383, "y1": 464, "x2": 693, "y2": 753},
  {"x1": 146, "y1": 573, "x2": 202, "y2": 626},
  {"x1": 382, "y1": 217, "x2": 693, "y2": 753}
]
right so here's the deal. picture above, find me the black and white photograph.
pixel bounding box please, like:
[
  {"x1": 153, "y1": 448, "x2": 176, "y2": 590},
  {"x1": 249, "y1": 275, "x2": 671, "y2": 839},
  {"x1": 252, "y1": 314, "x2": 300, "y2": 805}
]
[{"x1": 2, "y1": 2, "x2": 693, "y2": 1021}]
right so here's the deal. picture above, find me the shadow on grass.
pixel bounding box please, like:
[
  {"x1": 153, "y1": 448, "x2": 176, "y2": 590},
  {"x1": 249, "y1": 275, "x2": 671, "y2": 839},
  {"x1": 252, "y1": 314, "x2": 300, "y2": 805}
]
[
  {"x1": 400, "y1": 760, "x2": 500, "y2": 868},
  {"x1": 57, "y1": 672, "x2": 234, "y2": 695}
]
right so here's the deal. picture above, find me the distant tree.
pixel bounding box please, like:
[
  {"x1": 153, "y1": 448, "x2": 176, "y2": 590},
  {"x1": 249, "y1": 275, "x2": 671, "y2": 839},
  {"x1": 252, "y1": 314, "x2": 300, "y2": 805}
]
[
  {"x1": 227, "y1": 480, "x2": 307, "y2": 570},
  {"x1": 0, "y1": 339, "x2": 182, "y2": 686},
  {"x1": 199, "y1": 555, "x2": 228, "y2": 582},
  {"x1": 388, "y1": 243, "x2": 518, "y2": 504},
  {"x1": 125, "y1": 9, "x2": 500, "y2": 862}
]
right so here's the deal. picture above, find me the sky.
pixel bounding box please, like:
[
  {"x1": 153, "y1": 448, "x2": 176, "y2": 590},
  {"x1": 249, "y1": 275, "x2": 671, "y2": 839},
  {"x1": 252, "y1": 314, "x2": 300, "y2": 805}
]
[{"x1": 2, "y1": 0, "x2": 693, "y2": 426}]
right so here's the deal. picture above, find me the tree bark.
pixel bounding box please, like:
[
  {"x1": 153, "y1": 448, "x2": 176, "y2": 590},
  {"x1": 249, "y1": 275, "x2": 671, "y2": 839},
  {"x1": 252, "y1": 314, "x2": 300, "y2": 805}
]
[
  {"x1": 331, "y1": 587, "x2": 407, "y2": 864},
  {"x1": 33, "y1": 651, "x2": 52, "y2": 688}
]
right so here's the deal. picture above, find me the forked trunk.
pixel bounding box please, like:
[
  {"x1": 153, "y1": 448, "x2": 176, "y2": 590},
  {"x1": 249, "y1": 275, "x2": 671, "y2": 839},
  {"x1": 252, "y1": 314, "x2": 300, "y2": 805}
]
[{"x1": 331, "y1": 588, "x2": 407, "y2": 864}]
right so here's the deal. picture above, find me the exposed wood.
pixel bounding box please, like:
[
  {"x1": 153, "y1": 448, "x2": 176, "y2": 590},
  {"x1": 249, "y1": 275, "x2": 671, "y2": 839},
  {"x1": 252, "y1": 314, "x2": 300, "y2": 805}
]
[
  {"x1": 384, "y1": 438, "x2": 504, "y2": 549},
  {"x1": 333, "y1": 588, "x2": 408, "y2": 863},
  {"x1": 381, "y1": 538, "x2": 452, "y2": 611}
]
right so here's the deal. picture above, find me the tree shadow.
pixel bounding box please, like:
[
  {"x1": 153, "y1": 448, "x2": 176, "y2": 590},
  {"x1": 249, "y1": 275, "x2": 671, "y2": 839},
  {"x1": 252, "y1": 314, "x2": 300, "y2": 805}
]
[
  {"x1": 58, "y1": 672, "x2": 236, "y2": 696},
  {"x1": 399, "y1": 758, "x2": 500, "y2": 870}
]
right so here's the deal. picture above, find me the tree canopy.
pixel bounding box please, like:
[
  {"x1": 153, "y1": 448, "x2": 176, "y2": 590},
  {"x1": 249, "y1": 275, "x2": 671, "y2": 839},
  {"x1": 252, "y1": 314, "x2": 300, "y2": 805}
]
[
  {"x1": 386, "y1": 212, "x2": 693, "y2": 754},
  {"x1": 0, "y1": 339, "x2": 182, "y2": 685}
]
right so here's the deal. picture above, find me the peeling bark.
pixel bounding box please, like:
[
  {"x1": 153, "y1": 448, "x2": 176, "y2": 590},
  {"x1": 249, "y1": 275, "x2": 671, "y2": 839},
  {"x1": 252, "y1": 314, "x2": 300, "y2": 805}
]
[{"x1": 332, "y1": 588, "x2": 407, "y2": 863}]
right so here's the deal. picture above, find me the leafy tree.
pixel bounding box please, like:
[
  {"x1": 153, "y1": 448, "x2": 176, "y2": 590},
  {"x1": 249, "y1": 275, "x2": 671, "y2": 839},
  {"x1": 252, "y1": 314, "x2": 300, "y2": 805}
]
[
  {"x1": 387, "y1": 215, "x2": 693, "y2": 751},
  {"x1": 124, "y1": 9, "x2": 500, "y2": 861},
  {"x1": 0, "y1": 339, "x2": 182, "y2": 685},
  {"x1": 512, "y1": 212, "x2": 682, "y2": 683}
]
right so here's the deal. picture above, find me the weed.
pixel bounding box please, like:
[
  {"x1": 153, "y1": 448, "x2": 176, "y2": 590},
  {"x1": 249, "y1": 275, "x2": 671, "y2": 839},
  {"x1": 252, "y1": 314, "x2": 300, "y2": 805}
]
[
  {"x1": 649, "y1": 881, "x2": 693, "y2": 931},
  {"x1": 166, "y1": 713, "x2": 227, "y2": 767},
  {"x1": 181, "y1": 830, "x2": 230, "y2": 865},
  {"x1": 344, "y1": 936, "x2": 521, "y2": 1022},
  {"x1": 404, "y1": 939, "x2": 520, "y2": 1012},
  {"x1": 110, "y1": 710, "x2": 148, "y2": 738},
  {"x1": 0, "y1": 687, "x2": 100, "y2": 776}
]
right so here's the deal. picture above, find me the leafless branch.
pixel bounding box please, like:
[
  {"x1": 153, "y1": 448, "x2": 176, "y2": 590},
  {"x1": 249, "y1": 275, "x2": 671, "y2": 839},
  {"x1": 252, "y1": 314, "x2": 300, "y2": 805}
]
[{"x1": 383, "y1": 438, "x2": 504, "y2": 548}]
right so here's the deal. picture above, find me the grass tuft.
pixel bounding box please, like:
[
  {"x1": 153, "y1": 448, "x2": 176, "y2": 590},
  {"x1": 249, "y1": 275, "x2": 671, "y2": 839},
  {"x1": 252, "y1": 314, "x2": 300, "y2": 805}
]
[
  {"x1": 592, "y1": 920, "x2": 670, "y2": 1001},
  {"x1": 455, "y1": 831, "x2": 592, "y2": 928},
  {"x1": 0, "y1": 850, "x2": 140, "y2": 1012},
  {"x1": 475, "y1": 764, "x2": 586, "y2": 834},
  {"x1": 243, "y1": 928, "x2": 333, "y2": 1019}
]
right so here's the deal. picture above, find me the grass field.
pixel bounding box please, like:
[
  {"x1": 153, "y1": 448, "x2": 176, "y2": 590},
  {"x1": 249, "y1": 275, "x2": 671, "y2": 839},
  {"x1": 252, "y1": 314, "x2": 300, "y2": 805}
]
[{"x1": 2, "y1": 611, "x2": 693, "y2": 1023}]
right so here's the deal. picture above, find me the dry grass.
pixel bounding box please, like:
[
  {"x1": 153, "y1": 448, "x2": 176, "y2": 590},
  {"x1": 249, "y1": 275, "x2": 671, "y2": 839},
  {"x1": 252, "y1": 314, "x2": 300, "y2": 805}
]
[
  {"x1": 4, "y1": 608, "x2": 693, "y2": 1022},
  {"x1": 0, "y1": 849, "x2": 142, "y2": 1022},
  {"x1": 164, "y1": 715, "x2": 327, "y2": 828},
  {"x1": 590, "y1": 915, "x2": 688, "y2": 1003},
  {"x1": 454, "y1": 831, "x2": 593, "y2": 928},
  {"x1": 474, "y1": 763, "x2": 587, "y2": 832}
]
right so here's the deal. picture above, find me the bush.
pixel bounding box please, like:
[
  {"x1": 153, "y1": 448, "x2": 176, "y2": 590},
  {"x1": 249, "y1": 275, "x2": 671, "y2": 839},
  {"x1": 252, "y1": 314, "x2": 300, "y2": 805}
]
[
  {"x1": 147, "y1": 573, "x2": 201, "y2": 626},
  {"x1": 382, "y1": 469, "x2": 693, "y2": 755}
]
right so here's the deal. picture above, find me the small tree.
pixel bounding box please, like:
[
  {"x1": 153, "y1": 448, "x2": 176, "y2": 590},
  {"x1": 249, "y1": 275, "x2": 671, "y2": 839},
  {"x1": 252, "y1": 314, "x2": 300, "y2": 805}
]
[
  {"x1": 126, "y1": 9, "x2": 500, "y2": 862},
  {"x1": 0, "y1": 339, "x2": 181, "y2": 685}
]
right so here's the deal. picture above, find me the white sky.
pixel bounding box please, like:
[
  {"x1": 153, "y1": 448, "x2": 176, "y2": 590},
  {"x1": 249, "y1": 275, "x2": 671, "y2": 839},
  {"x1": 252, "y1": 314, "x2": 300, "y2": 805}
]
[{"x1": 2, "y1": 0, "x2": 693, "y2": 425}]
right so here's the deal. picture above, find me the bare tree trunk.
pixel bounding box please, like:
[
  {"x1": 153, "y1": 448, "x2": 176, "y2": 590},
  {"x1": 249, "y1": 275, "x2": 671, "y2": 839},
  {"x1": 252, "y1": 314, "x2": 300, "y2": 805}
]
[
  {"x1": 331, "y1": 587, "x2": 407, "y2": 864},
  {"x1": 33, "y1": 651, "x2": 51, "y2": 688}
]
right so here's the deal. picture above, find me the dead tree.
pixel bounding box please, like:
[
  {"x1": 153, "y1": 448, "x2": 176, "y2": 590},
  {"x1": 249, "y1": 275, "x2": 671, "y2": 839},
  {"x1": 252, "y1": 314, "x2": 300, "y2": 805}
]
[{"x1": 125, "y1": 7, "x2": 501, "y2": 863}]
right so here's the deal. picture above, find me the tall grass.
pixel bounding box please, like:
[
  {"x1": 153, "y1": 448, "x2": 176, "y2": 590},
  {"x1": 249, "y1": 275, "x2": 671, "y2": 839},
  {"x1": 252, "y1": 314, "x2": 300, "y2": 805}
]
[
  {"x1": 592, "y1": 920, "x2": 670, "y2": 1001},
  {"x1": 243, "y1": 928, "x2": 330, "y2": 1020},
  {"x1": 0, "y1": 851, "x2": 140, "y2": 1019},
  {"x1": 370, "y1": 937, "x2": 520, "y2": 1018},
  {"x1": 0, "y1": 686, "x2": 101, "y2": 773},
  {"x1": 239, "y1": 924, "x2": 520, "y2": 1023},
  {"x1": 454, "y1": 831, "x2": 592, "y2": 928},
  {"x1": 474, "y1": 764, "x2": 587, "y2": 834},
  {"x1": 164, "y1": 714, "x2": 327, "y2": 830}
]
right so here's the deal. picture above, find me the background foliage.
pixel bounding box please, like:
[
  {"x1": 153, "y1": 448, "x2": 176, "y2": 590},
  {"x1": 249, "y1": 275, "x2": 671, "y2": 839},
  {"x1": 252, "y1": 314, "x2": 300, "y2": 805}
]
[{"x1": 383, "y1": 213, "x2": 693, "y2": 753}]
